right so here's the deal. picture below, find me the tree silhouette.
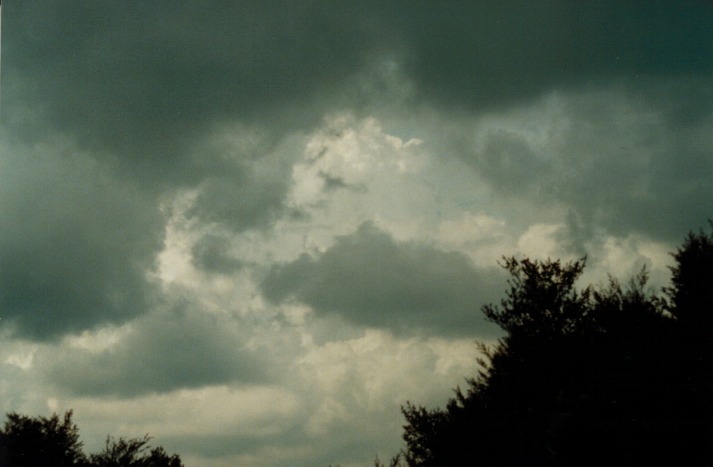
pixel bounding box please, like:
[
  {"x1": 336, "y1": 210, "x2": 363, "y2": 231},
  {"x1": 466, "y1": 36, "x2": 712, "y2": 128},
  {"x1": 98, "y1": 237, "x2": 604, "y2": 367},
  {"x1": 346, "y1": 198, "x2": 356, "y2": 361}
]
[
  {"x1": 666, "y1": 224, "x2": 713, "y2": 326},
  {"x1": 89, "y1": 435, "x2": 183, "y2": 467},
  {"x1": 400, "y1": 226, "x2": 713, "y2": 466},
  {"x1": 0, "y1": 411, "x2": 87, "y2": 467},
  {"x1": 664, "y1": 225, "x2": 713, "y2": 465},
  {"x1": 0, "y1": 410, "x2": 183, "y2": 467}
]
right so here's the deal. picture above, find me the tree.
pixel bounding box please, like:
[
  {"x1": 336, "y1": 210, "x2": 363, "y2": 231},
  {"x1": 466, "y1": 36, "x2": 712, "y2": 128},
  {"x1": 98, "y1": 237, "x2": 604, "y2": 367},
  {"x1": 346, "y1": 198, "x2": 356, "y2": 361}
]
[
  {"x1": 402, "y1": 257, "x2": 601, "y2": 466},
  {"x1": 89, "y1": 435, "x2": 183, "y2": 467},
  {"x1": 0, "y1": 410, "x2": 88, "y2": 467},
  {"x1": 373, "y1": 452, "x2": 406, "y2": 467},
  {"x1": 664, "y1": 225, "x2": 713, "y2": 465},
  {"x1": 0, "y1": 411, "x2": 183, "y2": 467},
  {"x1": 666, "y1": 224, "x2": 713, "y2": 327},
  {"x1": 400, "y1": 225, "x2": 713, "y2": 466}
]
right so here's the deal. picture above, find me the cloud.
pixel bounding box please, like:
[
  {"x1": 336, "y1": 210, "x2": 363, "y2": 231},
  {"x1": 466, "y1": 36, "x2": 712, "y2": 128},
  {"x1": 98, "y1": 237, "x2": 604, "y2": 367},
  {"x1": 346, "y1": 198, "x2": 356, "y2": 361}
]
[
  {"x1": 43, "y1": 303, "x2": 264, "y2": 397},
  {"x1": 181, "y1": 123, "x2": 300, "y2": 233},
  {"x1": 4, "y1": 2, "x2": 708, "y2": 246},
  {"x1": 191, "y1": 234, "x2": 243, "y2": 275},
  {"x1": 0, "y1": 139, "x2": 165, "y2": 340},
  {"x1": 1, "y1": 1, "x2": 384, "y2": 174},
  {"x1": 6, "y1": 1, "x2": 708, "y2": 175},
  {"x1": 262, "y1": 222, "x2": 504, "y2": 336},
  {"x1": 165, "y1": 330, "x2": 485, "y2": 467},
  {"x1": 455, "y1": 89, "x2": 713, "y2": 242},
  {"x1": 186, "y1": 174, "x2": 288, "y2": 232},
  {"x1": 393, "y1": 1, "x2": 713, "y2": 111},
  {"x1": 1, "y1": 2, "x2": 711, "y2": 465},
  {"x1": 287, "y1": 114, "x2": 425, "y2": 213},
  {"x1": 57, "y1": 384, "x2": 303, "y2": 465}
]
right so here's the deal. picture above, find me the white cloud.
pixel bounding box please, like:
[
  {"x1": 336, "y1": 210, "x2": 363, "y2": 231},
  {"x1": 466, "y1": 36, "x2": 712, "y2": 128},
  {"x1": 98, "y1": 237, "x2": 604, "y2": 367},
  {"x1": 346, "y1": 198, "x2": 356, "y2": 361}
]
[
  {"x1": 517, "y1": 223, "x2": 571, "y2": 260},
  {"x1": 289, "y1": 113, "x2": 426, "y2": 209},
  {"x1": 73, "y1": 385, "x2": 301, "y2": 439},
  {"x1": 3, "y1": 346, "x2": 37, "y2": 371},
  {"x1": 436, "y1": 212, "x2": 511, "y2": 267},
  {"x1": 582, "y1": 234, "x2": 673, "y2": 290}
]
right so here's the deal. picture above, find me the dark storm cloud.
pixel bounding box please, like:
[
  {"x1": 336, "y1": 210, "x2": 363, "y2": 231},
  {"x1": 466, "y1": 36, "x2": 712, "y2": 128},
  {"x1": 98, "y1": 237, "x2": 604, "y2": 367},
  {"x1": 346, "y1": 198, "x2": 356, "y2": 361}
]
[
  {"x1": 46, "y1": 304, "x2": 264, "y2": 397},
  {"x1": 394, "y1": 1, "x2": 712, "y2": 111},
  {"x1": 1, "y1": 1, "x2": 384, "y2": 180},
  {"x1": 0, "y1": 145, "x2": 165, "y2": 341},
  {"x1": 3, "y1": 1, "x2": 708, "y2": 237},
  {"x1": 5, "y1": 1, "x2": 709, "y2": 170},
  {"x1": 262, "y1": 222, "x2": 504, "y2": 336},
  {"x1": 0, "y1": 1, "x2": 707, "y2": 343}
]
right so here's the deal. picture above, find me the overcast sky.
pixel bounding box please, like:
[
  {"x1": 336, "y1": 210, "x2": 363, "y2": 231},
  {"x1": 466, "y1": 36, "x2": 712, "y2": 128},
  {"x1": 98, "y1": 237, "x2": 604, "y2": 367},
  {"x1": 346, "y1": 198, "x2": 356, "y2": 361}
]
[{"x1": 1, "y1": 2, "x2": 711, "y2": 465}]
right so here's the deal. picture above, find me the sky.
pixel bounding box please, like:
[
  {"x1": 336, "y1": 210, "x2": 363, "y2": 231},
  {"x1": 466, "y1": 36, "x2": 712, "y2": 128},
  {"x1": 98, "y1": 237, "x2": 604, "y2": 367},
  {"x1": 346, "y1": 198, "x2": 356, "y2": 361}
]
[{"x1": 0, "y1": 1, "x2": 711, "y2": 465}]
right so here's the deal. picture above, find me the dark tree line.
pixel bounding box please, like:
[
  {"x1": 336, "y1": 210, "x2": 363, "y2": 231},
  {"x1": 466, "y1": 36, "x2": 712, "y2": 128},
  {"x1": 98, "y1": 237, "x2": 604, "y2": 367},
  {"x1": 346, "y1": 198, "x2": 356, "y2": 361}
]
[
  {"x1": 0, "y1": 410, "x2": 183, "y2": 467},
  {"x1": 399, "y1": 226, "x2": 713, "y2": 466}
]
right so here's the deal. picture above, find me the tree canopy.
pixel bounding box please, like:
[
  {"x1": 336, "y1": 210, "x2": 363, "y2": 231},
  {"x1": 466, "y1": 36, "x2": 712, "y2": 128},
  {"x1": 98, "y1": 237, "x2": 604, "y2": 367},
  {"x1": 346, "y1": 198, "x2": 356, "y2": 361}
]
[
  {"x1": 0, "y1": 411, "x2": 86, "y2": 467},
  {"x1": 400, "y1": 226, "x2": 713, "y2": 466},
  {"x1": 0, "y1": 411, "x2": 183, "y2": 467},
  {"x1": 89, "y1": 435, "x2": 183, "y2": 467}
]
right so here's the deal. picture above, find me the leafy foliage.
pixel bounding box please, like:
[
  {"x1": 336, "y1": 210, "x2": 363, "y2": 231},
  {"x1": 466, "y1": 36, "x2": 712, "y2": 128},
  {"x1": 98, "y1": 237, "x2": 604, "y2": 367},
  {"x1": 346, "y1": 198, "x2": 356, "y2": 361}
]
[
  {"x1": 400, "y1": 227, "x2": 713, "y2": 466},
  {"x1": 373, "y1": 452, "x2": 406, "y2": 467},
  {"x1": 90, "y1": 435, "x2": 183, "y2": 467},
  {"x1": 664, "y1": 224, "x2": 713, "y2": 465},
  {"x1": 0, "y1": 410, "x2": 87, "y2": 467},
  {"x1": 0, "y1": 411, "x2": 183, "y2": 467},
  {"x1": 666, "y1": 224, "x2": 713, "y2": 342}
]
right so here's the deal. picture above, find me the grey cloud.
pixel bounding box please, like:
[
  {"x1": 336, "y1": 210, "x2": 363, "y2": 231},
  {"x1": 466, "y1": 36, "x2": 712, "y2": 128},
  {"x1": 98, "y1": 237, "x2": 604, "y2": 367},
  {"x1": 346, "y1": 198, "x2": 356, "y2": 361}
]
[
  {"x1": 191, "y1": 233, "x2": 243, "y2": 274},
  {"x1": 262, "y1": 222, "x2": 504, "y2": 336},
  {"x1": 320, "y1": 172, "x2": 365, "y2": 193},
  {"x1": 557, "y1": 211, "x2": 590, "y2": 259},
  {"x1": 165, "y1": 433, "x2": 378, "y2": 467},
  {"x1": 45, "y1": 304, "x2": 264, "y2": 397},
  {"x1": 186, "y1": 148, "x2": 297, "y2": 235},
  {"x1": 0, "y1": 1, "x2": 707, "y2": 339},
  {"x1": 461, "y1": 89, "x2": 713, "y2": 243},
  {"x1": 6, "y1": 1, "x2": 709, "y2": 175},
  {"x1": 0, "y1": 146, "x2": 165, "y2": 341},
  {"x1": 4, "y1": 2, "x2": 709, "y2": 243},
  {"x1": 393, "y1": 1, "x2": 712, "y2": 112},
  {"x1": 187, "y1": 173, "x2": 288, "y2": 232},
  {"x1": 1, "y1": 1, "x2": 382, "y2": 178},
  {"x1": 478, "y1": 130, "x2": 550, "y2": 195},
  {"x1": 182, "y1": 124, "x2": 300, "y2": 233},
  {"x1": 302, "y1": 314, "x2": 365, "y2": 346},
  {"x1": 2, "y1": 3, "x2": 709, "y2": 465}
]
